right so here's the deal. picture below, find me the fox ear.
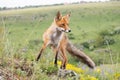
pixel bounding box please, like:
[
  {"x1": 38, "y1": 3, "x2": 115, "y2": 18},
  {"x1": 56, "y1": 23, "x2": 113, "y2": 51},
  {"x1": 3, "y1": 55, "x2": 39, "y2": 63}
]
[{"x1": 56, "y1": 11, "x2": 62, "y2": 20}]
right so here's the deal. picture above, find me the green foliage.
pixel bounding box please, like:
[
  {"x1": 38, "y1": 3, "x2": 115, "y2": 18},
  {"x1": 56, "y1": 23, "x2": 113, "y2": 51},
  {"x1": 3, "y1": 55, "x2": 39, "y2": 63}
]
[
  {"x1": 28, "y1": 39, "x2": 41, "y2": 49},
  {"x1": 0, "y1": 27, "x2": 4, "y2": 54},
  {"x1": 15, "y1": 68, "x2": 27, "y2": 77},
  {"x1": 113, "y1": 27, "x2": 120, "y2": 34},
  {"x1": 46, "y1": 66, "x2": 58, "y2": 74},
  {"x1": 99, "y1": 29, "x2": 111, "y2": 36},
  {"x1": 95, "y1": 29, "x2": 116, "y2": 47},
  {"x1": 40, "y1": 64, "x2": 58, "y2": 75},
  {"x1": 0, "y1": 1, "x2": 120, "y2": 79},
  {"x1": 81, "y1": 41, "x2": 90, "y2": 49},
  {"x1": 103, "y1": 36, "x2": 115, "y2": 45}
]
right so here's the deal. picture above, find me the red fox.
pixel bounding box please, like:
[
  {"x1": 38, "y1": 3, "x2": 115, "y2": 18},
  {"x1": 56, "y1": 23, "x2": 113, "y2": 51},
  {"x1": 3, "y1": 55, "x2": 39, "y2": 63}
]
[{"x1": 36, "y1": 11, "x2": 95, "y2": 69}]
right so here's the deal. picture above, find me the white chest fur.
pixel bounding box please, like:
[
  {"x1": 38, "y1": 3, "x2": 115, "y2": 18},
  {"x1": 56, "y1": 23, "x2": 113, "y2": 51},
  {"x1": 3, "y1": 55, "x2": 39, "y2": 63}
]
[{"x1": 50, "y1": 30, "x2": 63, "y2": 47}]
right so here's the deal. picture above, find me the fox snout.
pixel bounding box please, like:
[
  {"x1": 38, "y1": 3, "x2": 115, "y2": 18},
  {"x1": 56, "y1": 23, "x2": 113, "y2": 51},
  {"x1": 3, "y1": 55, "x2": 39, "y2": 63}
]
[
  {"x1": 60, "y1": 28, "x2": 71, "y2": 33},
  {"x1": 65, "y1": 29, "x2": 71, "y2": 33},
  {"x1": 64, "y1": 26, "x2": 71, "y2": 32}
]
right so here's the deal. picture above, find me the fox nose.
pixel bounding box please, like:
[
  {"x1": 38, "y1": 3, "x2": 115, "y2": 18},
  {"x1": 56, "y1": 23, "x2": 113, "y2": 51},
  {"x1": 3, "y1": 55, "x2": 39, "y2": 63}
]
[
  {"x1": 65, "y1": 29, "x2": 71, "y2": 33},
  {"x1": 68, "y1": 30, "x2": 71, "y2": 32}
]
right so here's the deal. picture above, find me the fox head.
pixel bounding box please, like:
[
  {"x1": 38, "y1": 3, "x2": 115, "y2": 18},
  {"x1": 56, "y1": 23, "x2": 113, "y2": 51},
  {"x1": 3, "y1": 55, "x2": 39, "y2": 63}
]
[{"x1": 55, "y1": 11, "x2": 71, "y2": 33}]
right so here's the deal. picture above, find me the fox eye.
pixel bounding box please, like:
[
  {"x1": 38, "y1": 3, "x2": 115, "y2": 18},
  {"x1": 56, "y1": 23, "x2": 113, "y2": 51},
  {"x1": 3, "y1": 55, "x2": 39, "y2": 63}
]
[{"x1": 61, "y1": 24, "x2": 65, "y2": 26}]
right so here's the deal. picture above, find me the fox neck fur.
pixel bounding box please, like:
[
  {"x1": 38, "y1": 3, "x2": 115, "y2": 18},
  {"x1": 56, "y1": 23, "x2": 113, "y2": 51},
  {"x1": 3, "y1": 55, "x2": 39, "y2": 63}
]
[{"x1": 43, "y1": 18, "x2": 66, "y2": 48}]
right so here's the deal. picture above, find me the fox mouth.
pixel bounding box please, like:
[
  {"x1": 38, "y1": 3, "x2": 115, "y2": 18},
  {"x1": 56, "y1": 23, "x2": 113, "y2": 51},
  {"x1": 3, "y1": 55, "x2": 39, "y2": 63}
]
[
  {"x1": 57, "y1": 27, "x2": 71, "y2": 33},
  {"x1": 62, "y1": 29, "x2": 71, "y2": 33},
  {"x1": 65, "y1": 30, "x2": 71, "y2": 32}
]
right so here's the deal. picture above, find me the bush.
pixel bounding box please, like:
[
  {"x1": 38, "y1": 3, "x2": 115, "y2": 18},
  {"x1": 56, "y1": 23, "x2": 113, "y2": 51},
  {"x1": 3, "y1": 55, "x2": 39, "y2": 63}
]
[
  {"x1": 95, "y1": 29, "x2": 116, "y2": 47},
  {"x1": 99, "y1": 29, "x2": 111, "y2": 36},
  {"x1": 80, "y1": 40, "x2": 95, "y2": 51},
  {"x1": 46, "y1": 66, "x2": 58, "y2": 74},
  {"x1": 81, "y1": 42, "x2": 89, "y2": 49},
  {"x1": 95, "y1": 35, "x2": 115, "y2": 47},
  {"x1": 103, "y1": 36, "x2": 115, "y2": 45},
  {"x1": 40, "y1": 64, "x2": 58, "y2": 75},
  {"x1": 99, "y1": 28, "x2": 120, "y2": 36},
  {"x1": 113, "y1": 27, "x2": 120, "y2": 34}
]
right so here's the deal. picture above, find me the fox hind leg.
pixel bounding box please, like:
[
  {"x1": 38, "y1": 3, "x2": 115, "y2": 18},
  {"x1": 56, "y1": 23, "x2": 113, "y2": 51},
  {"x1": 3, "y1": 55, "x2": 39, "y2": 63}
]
[
  {"x1": 60, "y1": 48, "x2": 67, "y2": 69},
  {"x1": 36, "y1": 42, "x2": 48, "y2": 61},
  {"x1": 52, "y1": 46, "x2": 61, "y2": 67}
]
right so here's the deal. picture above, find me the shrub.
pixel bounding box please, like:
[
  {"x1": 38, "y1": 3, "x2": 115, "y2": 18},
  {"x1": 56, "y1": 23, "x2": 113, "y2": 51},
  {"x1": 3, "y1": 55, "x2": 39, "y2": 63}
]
[
  {"x1": 95, "y1": 29, "x2": 116, "y2": 47},
  {"x1": 80, "y1": 40, "x2": 95, "y2": 50},
  {"x1": 81, "y1": 42, "x2": 89, "y2": 49},
  {"x1": 89, "y1": 45, "x2": 95, "y2": 51},
  {"x1": 103, "y1": 36, "x2": 115, "y2": 45},
  {"x1": 95, "y1": 35, "x2": 115, "y2": 47},
  {"x1": 40, "y1": 64, "x2": 58, "y2": 75},
  {"x1": 99, "y1": 29, "x2": 111, "y2": 36},
  {"x1": 113, "y1": 27, "x2": 120, "y2": 34},
  {"x1": 46, "y1": 66, "x2": 58, "y2": 74}
]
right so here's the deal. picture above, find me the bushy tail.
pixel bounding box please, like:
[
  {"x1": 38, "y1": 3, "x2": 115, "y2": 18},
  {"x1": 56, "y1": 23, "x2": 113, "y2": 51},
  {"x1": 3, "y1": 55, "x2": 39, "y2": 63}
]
[{"x1": 66, "y1": 41, "x2": 95, "y2": 69}]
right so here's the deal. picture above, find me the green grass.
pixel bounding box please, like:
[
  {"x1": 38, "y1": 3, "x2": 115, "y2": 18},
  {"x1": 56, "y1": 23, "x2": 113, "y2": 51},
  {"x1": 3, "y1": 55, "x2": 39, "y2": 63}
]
[{"x1": 0, "y1": 1, "x2": 120, "y2": 80}]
